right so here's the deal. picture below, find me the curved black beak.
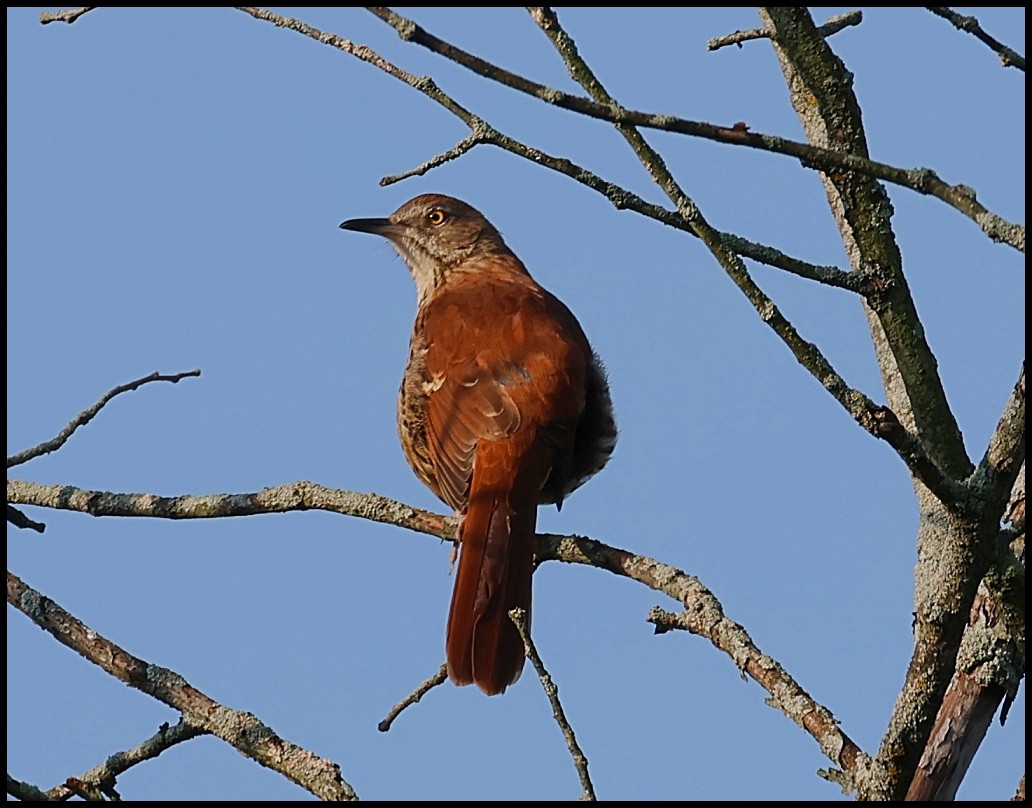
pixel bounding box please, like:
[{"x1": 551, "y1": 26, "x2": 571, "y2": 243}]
[{"x1": 339, "y1": 217, "x2": 392, "y2": 235}]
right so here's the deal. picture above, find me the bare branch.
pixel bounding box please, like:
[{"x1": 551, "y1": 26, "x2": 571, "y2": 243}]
[
  {"x1": 235, "y1": 7, "x2": 862, "y2": 289},
  {"x1": 7, "y1": 505, "x2": 45, "y2": 533},
  {"x1": 906, "y1": 671, "x2": 1001, "y2": 802},
  {"x1": 6, "y1": 775, "x2": 52, "y2": 801},
  {"x1": 6, "y1": 479, "x2": 456, "y2": 539},
  {"x1": 529, "y1": 6, "x2": 965, "y2": 508},
  {"x1": 266, "y1": 3, "x2": 974, "y2": 502},
  {"x1": 45, "y1": 720, "x2": 206, "y2": 801},
  {"x1": 39, "y1": 7, "x2": 94, "y2": 25},
  {"x1": 510, "y1": 607, "x2": 595, "y2": 801},
  {"x1": 761, "y1": 7, "x2": 973, "y2": 482},
  {"x1": 7, "y1": 370, "x2": 201, "y2": 469},
  {"x1": 721, "y1": 233, "x2": 860, "y2": 291},
  {"x1": 708, "y1": 10, "x2": 862, "y2": 51},
  {"x1": 380, "y1": 133, "x2": 480, "y2": 185},
  {"x1": 536, "y1": 533, "x2": 877, "y2": 793},
  {"x1": 9, "y1": 470, "x2": 875, "y2": 788},
  {"x1": 926, "y1": 7, "x2": 1026, "y2": 70},
  {"x1": 363, "y1": 6, "x2": 1023, "y2": 252},
  {"x1": 378, "y1": 663, "x2": 448, "y2": 732},
  {"x1": 7, "y1": 571, "x2": 358, "y2": 801},
  {"x1": 756, "y1": 9, "x2": 996, "y2": 796}
]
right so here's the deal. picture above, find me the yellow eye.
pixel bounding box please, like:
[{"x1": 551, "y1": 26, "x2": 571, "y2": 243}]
[{"x1": 427, "y1": 209, "x2": 447, "y2": 226}]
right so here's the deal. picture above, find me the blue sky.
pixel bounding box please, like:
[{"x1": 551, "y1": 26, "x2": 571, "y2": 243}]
[{"x1": 7, "y1": 7, "x2": 1024, "y2": 800}]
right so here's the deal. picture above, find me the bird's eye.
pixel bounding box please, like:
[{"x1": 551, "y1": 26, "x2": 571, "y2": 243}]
[{"x1": 427, "y1": 209, "x2": 448, "y2": 226}]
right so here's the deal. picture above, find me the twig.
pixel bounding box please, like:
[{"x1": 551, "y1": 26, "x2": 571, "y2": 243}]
[
  {"x1": 509, "y1": 607, "x2": 595, "y2": 801},
  {"x1": 529, "y1": 6, "x2": 966, "y2": 508},
  {"x1": 7, "y1": 370, "x2": 201, "y2": 468},
  {"x1": 235, "y1": 8, "x2": 865, "y2": 290},
  {"x1": 534, "y1": 533, "x2": 876, "y2": 794},
  {"x1": 720, "y1": 233, "x2": 859, "y2": 290},
  {"x1": 380, "y1": 133, "x2": 479, "y2": 185},
  {"x1": 7, "y1": 505, "x2": 45, "y2": 533},
  {"x1": 378, "y1": 663, "x2": 449, "y2": 732},
  {"x1": 7, "y1": 571, "x2": 358, "y2": 801},
  {"x1": 277, "y1": 2, "x2": 978, "y2": 503},
  {"x1": 708, "y1": 10, "x2": 862, "y2": 51},
  {"x1": 646, "y1": 605, "x2": 886, "y2": 795},
  {"x1": 45, "y1": 719, "x2": 206, "y2": 800},
  {"x1": 39, "y1": 7, "x2": 94, "y2": 25},
  {"x1": 926, "y1": 7, "x2": 1025, "y2": 70},
  {"x1": 362, "y1": 6, "x2": 1023, "y2": 253}
]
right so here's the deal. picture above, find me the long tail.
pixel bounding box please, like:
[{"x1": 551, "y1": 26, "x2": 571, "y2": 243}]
[{"x1": 445, "y1": 442, "x2": 539, "y2": 696}]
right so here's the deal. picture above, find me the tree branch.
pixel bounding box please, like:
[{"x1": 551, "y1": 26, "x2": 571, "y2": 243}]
[
  {"x1": 377, "y1": 663, "x2": 448, "y2": 732},
  {"x1": 510, "y1": 607, "x2": 595, "y2": 801},
  {"x1": 755, "y1": 9, "x2": 999, "y2": 796},
  {"x1": 759, "y1": 7, "x2": 972, "y2": 482},
  {"x1": 7, "y1": 570, "x2": 357, "y2": 801},
  {"x1": 905, "y1": 567, "x2": 1024, "y2": 800},
  {"x1": 534, "y1": 533, "x2": 876, "y2": 794},
  {"x1": 44, "y1": 719, "x2": 206, "y2": 801},
  {"x1": 6, "y1": 479, "x2": 455, "y2": 539},
  {"x1": 6, "y1": 775, "x2": 51, "y2": 801},
  {"x1": 926, "y1": 7, "x2": 1026, "y2": 70},
  {"x1": 39, "y1": 6, "x2": 94, "y2": 25},
  {"x1": 236, "y1": 5, "x2": 856, "y2": 288},
  {"x1": 528, "y1": 6, "x2": 966, "y2": 509},
  {"x1": 905, "y1": 491, "x2": 1025, "y2": 801},
  {"x1": 9, "y1": 474, "x2": 873, "y2": 788},
  {"x1": 362, "y1": 6, "x2": 1023, "y2": 252},
  {"x1": 7, "y1": 369, "x2": 201, "y2": 469},
  {"x1": 7, "y1": 505, "x2": 45, "y2": 533},
  {"x1": 707, "y1": 10, "x2": 862, "y2": 51}
]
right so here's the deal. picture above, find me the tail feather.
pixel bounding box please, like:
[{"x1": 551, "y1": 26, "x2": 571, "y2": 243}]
[{"x1": 446, "y1": 450, "x2": 538, "y2": 695}]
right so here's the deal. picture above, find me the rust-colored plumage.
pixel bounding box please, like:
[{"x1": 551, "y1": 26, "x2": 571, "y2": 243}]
[{"x1": 341, "y1": 194, "x2": 616, "y2": 695}]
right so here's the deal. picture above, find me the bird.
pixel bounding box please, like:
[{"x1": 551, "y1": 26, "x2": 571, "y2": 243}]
[{"x1": 340, "y1": 194, "x2": 616, "y2": 695}]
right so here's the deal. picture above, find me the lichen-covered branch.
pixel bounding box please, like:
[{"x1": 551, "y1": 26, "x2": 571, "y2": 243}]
[
  {"x1": 759, "y1": 7, "x2": 972, "y2": 481},
  {"x1": 535, "y1": 534, "x2": 876, "y2": 792},
  {"x1": 9, "y1": 472, "x2": 871, "y2": 788},
  {"x1": 972, "y1": 364, "x2": 1026, "y2": 513},
  {"x1": 528, "y1": 6, "x2": 964, "y2": 508},
  {"x1": 6, "y1": 478, "x2": 455, "y2": 540},
  {"x1": 44, "y1": 720, "x2": 206, "y2": 801},
  {"x1": 7, "y1": 571, "x2": 357, "y2": 801},
  {"x1": 905, "y1": 503, "x2": 1025, "y2": 801},
  {"x1": 756, "y1": 13, "x2": 1008, "y2": 795},
  {"x1": 364, "y1": 6, "x2": 1023, "y2": 252}
]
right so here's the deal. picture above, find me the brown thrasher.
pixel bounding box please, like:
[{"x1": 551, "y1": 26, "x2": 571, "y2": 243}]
[{"x1": 340, "y1": 194, "x2": 616, "y2": 695}]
